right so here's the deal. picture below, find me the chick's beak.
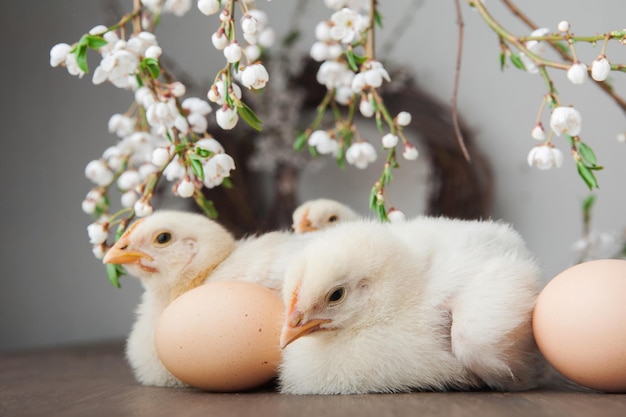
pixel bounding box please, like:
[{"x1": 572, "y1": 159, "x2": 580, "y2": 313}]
[
  {"x1": 295, "y1": 208, "x2": 318, "y2": 233},
  {"x1": 102, "y1": 237, "x2": 153, "y2": 265},
  {"x1": 279, "y1": 308, "x2": 331, "y2": 349}
]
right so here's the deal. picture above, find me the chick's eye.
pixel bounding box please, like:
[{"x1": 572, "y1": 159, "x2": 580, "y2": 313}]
[
  {"x1": 155, "y1": 232, "x2": 172, "y2": 245},
  {"x1": 326, "y1": 286, "x2": 346, "y2": 305},
  {"x1": 328, "y1": 215, "x2": 338, "y2": 223}
]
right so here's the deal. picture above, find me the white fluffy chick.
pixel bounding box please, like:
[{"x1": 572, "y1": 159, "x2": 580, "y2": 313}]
[
  {"x1": 103, "y1": 210, "x2": 236, "y2": 387},
  {"x1": 103, "y1": 210, "x2": 312, "y2": 388},
  {"x1": 279, "y1": 217, "x2": 547, "y2": 394},
  {"x1": 292, "y1": 198, "x2": 360, "y2": 233}
]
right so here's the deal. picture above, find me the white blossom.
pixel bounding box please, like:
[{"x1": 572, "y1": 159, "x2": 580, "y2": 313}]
[
  {"x1": 182, "y1": 97, "x2": 212, "y2": 115},
  {"x1": 315, "y1": 21, "x2": 332, "y2": 42},
  {"x1": 216, "y1": 105, "x2": 239, "y2": 130},
  {"x1": 308, "y1": 130, "x2": 338, "y2": 155},
  {"x1": 134, "y1": 199, "x2": 154, "y2": 217},
  {"x1": 567, "y1": 62, "x2": 588, "y2": 85},
  {"x1": 50, "y1": 43, "x2": 71, "y2": 67},
  {"x1": 169, "y1": 81, "x2": 186, "y2": 97},
  {"x1": 257, "y1": 28, "x2": 275, "y2": 48},
  {"x1": 64, "y1": 52, "x2": 86, "y2": 78},
  {"x1": 85, "y1": 160, "x2": 114, "y2": 186},
  {"x1": 329, "y1": 8, "x2": 366, "y2": 44},
  {"x1": 87, "y1": 222, "x2": 108, "y2": 245},
  {"x1": 316, "y1": 61, "x2": 354, "y2": 90},
  {"x1": 211, "y1": 31, "x2": 228, "y2": 50},
  {"x1": 203, "y1": 153, "x2": 236, "y2": 188},
  {"x1": 550, "y1": 106, "x2": 582, "y2": 136},
  {"x1": 81, "y1": 199, "x2": 97, "y2": 215},
  {"x1": 310, "y1": 42, "x2": 330, "y2": 62},
  {"x1": 245, "y1": 44, "x2": 261, "y2": 62},
  {"x1": 557, "y1": 20, "x2": 570, "y2": 32},
  {"x1": 242, "y1": 15, "x2": 258, "y2": 34},
  {"x1": 135, "y1": 87, "x2": 155, "y2": 108},
  {"x1": 240, "y1": 63, "x2": 269, "y2": 89},
  {"x1": 198, "y1": 0, "x2": 220, "y2": 16},
  {"x1": 396, "y1": 111, "x2": 412, "y2": 127},
  {"x1": 197, "y1": 138, "x2": 225, "y2": 153},
  {"x1": 92, "y1": 244, "x2": 107, "y2": 260},
  {"x1": 402, "y1": 143, "x2": 419, "y2": 160},
  {"x1": 382, "y1": 133, "x2": 399, "y2": 148},
  {"x1": 121, "y1": 190, "x2": 139, "y2": 208},
  {"x1": 176, "y1": 178, "x2": 196, "y2": 198},
  {"x1": 591, "y1": 57, "x2": 611, "y2": 82},
  {"x1": 163, "y1": 157, "x2": 186, "y2": 181},
  {"x1": 117, "y1": 170, "x2": 141, "y2": 191},
  {"x1": 351, "y1": 60, "x2": 390, "y2": 92},
  {"x1": 525, "y1": 28, "x2": 550, "y2": 56},
  {"x1": 224, "y1": 42, "x2": 243, "y2": 63},
  {"x1": 346, "y1": 142, "x2": 377, "y2": 169},
  {"x1": 527, "y1": 145, "x2": 563, "y2": 170},
  {"x1": 359, "y1": 97, "x2": 375, "y2": 118},
  {"x1": 388, "y1": 208, "x2": 407, "y2": 223},
  {"x1": 108, "y1": 114, "x2": 135, "y2": 137},
  {"x1": 207, "y1": 78, "x2": 242, "y2": 105},
  {"x1": 164, "y1": 0, "x2": 192, "y2": 16},
  {"x1": 531, "y1": 123, "x2": 546, "y2": 141},
  {"x1": 144, "y1": 45, "x2": 162, "y2": 60},
  {"x1": 146, "y1": 98, "x2": 179, "y2": 132},
  {"x1": 243, "y1": 32, "x2": 258, "y2": 45}
]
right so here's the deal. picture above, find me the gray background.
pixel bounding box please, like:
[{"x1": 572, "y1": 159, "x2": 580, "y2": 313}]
[{"x1": 1, "y1": 0, "x2": 624, "y2": 351}]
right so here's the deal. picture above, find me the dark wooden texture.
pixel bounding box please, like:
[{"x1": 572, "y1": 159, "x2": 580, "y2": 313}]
[{"x1": 1, "y1": 341, "x2": 625, "y2": 417}]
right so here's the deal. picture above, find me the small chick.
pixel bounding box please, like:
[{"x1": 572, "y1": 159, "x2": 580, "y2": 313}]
[
  {"x1": 103, "y1": 210, "x2": 312, "y2": 387},
  {"x1": 292, "y1": 198, "x2": 360, "y2": 233},
  {"x1": 279, "y1": 217, "x2": 547, "y2": 394},
  {"x1": 103, "y1": 210, "x2": 236, "y2": 387}
]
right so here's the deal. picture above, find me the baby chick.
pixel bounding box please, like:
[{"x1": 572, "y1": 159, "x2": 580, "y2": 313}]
[
  {"x1": 292, "y1": 198, "x2": 360, "y2": 233},
  {"x1": 103, "y1": 210, "x2": 236, "y2": 387},
  {"x1": 279, "y1": 217, "x2": 547, "y2": 394},
  {"x1": 103, "y1": 210, "x2": 311, "y2": 387}
]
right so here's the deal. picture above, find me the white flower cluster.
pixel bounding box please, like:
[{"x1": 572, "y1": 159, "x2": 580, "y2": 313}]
[
  {"x1": 202, "y1": 3, "x2": 274, "y2": 130},
  {"x1": 141, "y1": 0, "x2": 193, "y2": 17},
  {"x1": 307, "y1": 5, "x2": 417, "y2": 170},
  {"x1": 527, "y1": 106, "x2": 582, "y2": 170}
]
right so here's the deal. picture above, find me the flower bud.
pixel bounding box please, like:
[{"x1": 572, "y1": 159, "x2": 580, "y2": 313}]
[
  {"x1": 134, "y1": 200, "x2": 153, "y2": 217},
  {"x1": 557, "y1": 20, "x2": 570, "y2": 32},
  {"x1": 87, "y1": 222, "x2": 108, "y2": 245},
  {"x1": 177, "y1": 178, "x2": 195, "y2": 198},
  {"x1": 382, "y1": 133, "x2": 399, "y2": 149},
  {"x1": 550, "y1": 106, "x2": 582, "y2": 136},
  {"x1": 359, "y1": 97, "x2": 375, "y2": 118},
  {"x1": 591, "y1": 56, "x2": 611, "y2": 82},
  {"x1": 388, "y1": 208, "x2": 407, "y2": 223},
  {"x1": 402, "y1": 143, "x2": 419, "y2": 160},
  {"x1": 198, "y1": 0, "x2": 220, "y2": 16},
  {"x1": 211, "y1": 31, "x2": 228, "y2": 50},
  {"x1": 567, "y1": 62, "x2": 588, "y2": 85},
  {"x1": 240, "y1": 63, "x2": 269, "y2": 90},
  {"x1": 144, "y1": 45, "x2": 162, "y2": 59},
  {"x1": 216, "y1": 105, "x2": 239, "y2": 130},
  {"x1": 396, "y1": 111, "x2": 412, "y2": 127},
  {"x1": 223, "y1": 42, "x2": 242, "y2": 63},
  {"x1": 531, "y1": 123, "x2": 546, "y2": 141}
]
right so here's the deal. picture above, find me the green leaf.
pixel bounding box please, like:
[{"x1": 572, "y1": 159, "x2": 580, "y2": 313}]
[
  {"x1": 374, "y1": 10, "x2": 383, "y2": 28},
  {"x1": 135, "y1": 74, "x2": 144, "y2": 87},
  {"x1": 282, "y1": 29, "x2": 301, "y2": 47},
  {"x1": 509, "y1": 53, "x2": 526, "y2": 71},
  {"x1": 554, "y1": 41, "x2": 570, "y2": 55},
  {"x1": 346, "y1": 49, "x2": 359, "y2": 72},
  {"x1": 221, "y1": 177, "x2": 233, "y2": 189},
  {"x1": 577, "y1": 161, "x2": 599, "y2": 190},
  {"x1": 237, "y1": 101, "x2": 263, "y2": 131},
  {"x1": 195, "y1": 147, "x2": 212, "y2": 158},
  {"x1": 75, "y1": 44, "x2": 89, "y2": 73},
  {"x1": 375, "y1": 201, "x2": 387, "y2": 221},
  {"x1": 190, "y1": 158, "x2": 204, "y2": 180},
  {"x1": 382, "y1": 165, "x2": 393, "y2": 186},
  {"x1": 193, "y1": 192, "x2": 219, "y2": 219},
  {"x1": 85, "y1": 34, "x2": 108, "y2": 49},
  {"x1": 294, "y1": 131, "x2": 308, "y2": 151},
  {"x1": 106, "y1": 263, "x2": 125, "y2": 289},
  {"x1": 582, "y1": 193, "x2": 596, "y2": 214},
  {"x1": 577, "y1": 141, "x2": 597, "y2": 166},
  {"x1": 142, "y1": 57, "x2": 160, "y2": 79},
  {"x1": 369, "y1": 187, "x2": 378, "y2": 210},
  {"x1": 499, "y1": 52, "x2": 506, "y2": 71}
]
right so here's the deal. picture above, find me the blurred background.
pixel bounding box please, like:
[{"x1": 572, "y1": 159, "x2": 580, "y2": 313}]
[{"x1": 1, "y1": 0, "x2": 625, "y2": 352}]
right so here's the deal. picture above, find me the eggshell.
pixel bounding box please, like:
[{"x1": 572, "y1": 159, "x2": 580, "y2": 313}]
[
  {"x1": 533, "y1": 259, "x2": 626, "y2": 392},
  {"x1": 155, "y1": 280, "x2": 284, "y2": 392}
]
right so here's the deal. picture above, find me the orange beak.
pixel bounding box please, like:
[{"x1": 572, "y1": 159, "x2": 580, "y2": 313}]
[
  {"x1": 102, "y1": 236, "x2": 154, "y2": 266},
  {"x1": 279, "y1": 308, "x2": 332, "y2": 349},
  {"x1": 295, "y1": 208, "x2": 318, "y2": 233}
]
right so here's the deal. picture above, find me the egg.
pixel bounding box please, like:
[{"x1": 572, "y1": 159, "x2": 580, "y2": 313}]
[
  {"x1": 154, "y1": 280, "x2": 284, "y2": 392},
  {"x1": 532, "y1": 259, "x2": 626, "y2": 392}
]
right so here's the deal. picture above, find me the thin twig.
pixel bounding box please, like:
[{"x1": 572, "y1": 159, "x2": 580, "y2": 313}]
[
  {"x1": 452, "y1": 0, "x2": 471, "y2": 161},
  {"x1": 501, "y1": 0, "x2": 626, "y2": 114}
]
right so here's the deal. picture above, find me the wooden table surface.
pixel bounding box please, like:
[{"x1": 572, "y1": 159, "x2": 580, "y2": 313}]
[{"x1": 1, "y1": 341, "x2": 625, "y2": 417}]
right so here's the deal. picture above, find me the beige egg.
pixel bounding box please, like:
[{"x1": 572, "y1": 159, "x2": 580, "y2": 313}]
[
  {"x1": 533, "y1": 259, "x2": 626, "y2": 392},
  {"x1": 155, "y1": 280, "x2": 284, "y2": 392}
]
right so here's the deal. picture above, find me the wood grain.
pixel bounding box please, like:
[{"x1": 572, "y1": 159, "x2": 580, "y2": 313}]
[{"x1": 1, "y1": 341, "x2": 625, "y2": 417}]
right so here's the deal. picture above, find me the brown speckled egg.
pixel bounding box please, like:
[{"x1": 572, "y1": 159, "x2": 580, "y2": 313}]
[
  {"x1": 533, "y1": 259, "x2": 626, "y2": 392},
  {"x1": 155, "y1": 280, "x2": 284, "y2": 392}
]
